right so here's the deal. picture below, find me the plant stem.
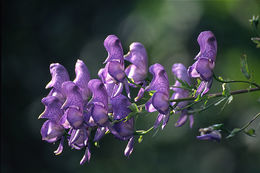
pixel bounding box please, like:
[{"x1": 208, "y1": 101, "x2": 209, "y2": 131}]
[
  {"x1": 213, "y1": 74, "x2": 260, "y2": 88},
  {"x1": 169, "y1": 87, "x2": 260, "y2": 102},
  {"x1": 240, "y1": 112, "x2": 260, "y2": 131}
]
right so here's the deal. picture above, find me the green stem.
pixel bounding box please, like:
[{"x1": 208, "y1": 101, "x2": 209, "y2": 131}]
[
  {"x1": 240, "y1": 112, "x2": 260, "y2": 131},
  {"x1": 213, "y1": 74, "x2": 260, "y2": 88},
  {"x1": 169, "y1": 87, "x2": 260, "y2": 102},
  {"x1": 125, "y1": 75, "x2": 145, "y2": 89},
  {"x1": 135, "y1": 126, "x2": 154, "y2": 135}
]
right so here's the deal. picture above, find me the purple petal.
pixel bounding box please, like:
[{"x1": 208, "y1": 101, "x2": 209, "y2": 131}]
[
  {"x1": 110, "y1": 94, "x2": 131, "y2": 120},
  {"x1": 46, "y1": 63, "x2": 70, "y2": 92},
  {"x1": 61, "y1": 81, "x2": 84, "y2": 111},
  {"x1": 39, "y1": 96, "x2": 63, "y2": 122},
  {"x1": 162, "y1": 113, "x2": 170, "y2": 129},
  {"x1": 147, "y1": 63, "x2": 169, "y2": 96},
  {"x1": 108, "y1": 61, "x2": 125, "y2": 82},
  {"x1": 197, "y1": 130, "x2": 221, "y2": 142},
  {"x1": 80, "y1": 147, "x2": 91, "y2": 165},
  {"x1": 125, "y1": 42, "x2": 148, "y2": 83},
  {"x1": 41, "y1": 120, "x2": 64, "y2": 143},
  {"x1": 154, "y1": 113, "x2": 164, "y2": 129},
  {"x1": 175, "y1": 113, "x2": 188, "y2": 127},
  {"x1": 88, "y1": 79, "x2": 108, "y2": 110},
  {"x1": 152, "y1": 92, "x2": 169, "y2": 115},
  {"x1": 69, "y1": 127, "x2": 89, "y2": 150},
  {"x1": 134, "y1": 82, "x2": 146, "y2": 102},
  {"x1": 110, "y1": 118, "x2": 134, "y2": 140},
  {"x1": 66, "y1": 107, "x2": 84, "y2": 129},
  {"x1": 111, "y1": 82, "x2": 123, "y2": 98},
  {"x1": 189, "y1": 115, "x2": 194, "y2": 128},
  {"x1": 94, "y1": 127, "x2": 107, "y2": 142},
  {"x1": 54, "y1": 136, "x2": 64, "y2": 155},
  {"x1": 73, "y1": 59, "x2": 91, "y2": 101},
  {"x1": 124, "y1": 137, "x2": 134, "y2": 157},
  {"x1": 195, "y1": 31, "x2": 217, "y2": 62},
  {"x1": 145, "y1": 98, "x2": 156, "y2": 113},
  {"x1": 91, "y1": 104, "x2": 108, "y2": 126},
  {"x1": 172, "y1": 63, "x2": 191, "y2": 86},
  {"x1": 104, "y1": 35, "x2": 124, "y2": 64}
]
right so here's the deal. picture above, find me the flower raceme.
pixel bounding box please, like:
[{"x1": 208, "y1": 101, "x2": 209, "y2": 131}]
[{"x1": 39, "y1": 31, "x2": 219, "y2": 165}]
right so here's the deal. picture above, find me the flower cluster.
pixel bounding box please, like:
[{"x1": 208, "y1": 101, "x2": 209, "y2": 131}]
[{"x1": 39, "y1": 31, "x2": 218, "y2": 164}]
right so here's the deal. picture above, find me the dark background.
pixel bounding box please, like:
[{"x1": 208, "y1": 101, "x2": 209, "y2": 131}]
[{"x1": 2, "y1": 0, "x2": 260, "y2": 173}]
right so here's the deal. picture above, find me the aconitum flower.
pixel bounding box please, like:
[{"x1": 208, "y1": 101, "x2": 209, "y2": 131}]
[
  {"x1": 85, "y1": 79, "x2": 109, "y2": 126},
  {"x1": 99, "y1": 35, "x2": 130, "y2": 98},
  {"x1": 109, "y1": 94, "x2": 135, "y2": 157},
  {"x1": 125, "y1": 42, "x2": 148, "y2": 101},
  {"x1": 171, "y1": 63, "x2": 194, "y2": 128},
  {"x1": 188, "y1": 31, "x2": 217, "y2": 96},
  {"x1": 197, "y1": 127, "x2": 221, "y2": 142},
  {"x1": 145, "y1": 63, "x2": 170, "y2": 129},
  {"x1": 125, "y1": 42, "x2": 148, "y2": 84}
]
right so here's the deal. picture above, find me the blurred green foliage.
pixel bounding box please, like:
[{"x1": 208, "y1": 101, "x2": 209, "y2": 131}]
[{"x1": 2, "y1": 0, "x2": 260, "y2": 173}]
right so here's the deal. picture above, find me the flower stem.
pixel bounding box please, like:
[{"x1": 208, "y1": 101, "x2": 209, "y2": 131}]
[
  {"x1": 169, "y1": 87, "x2": 260, "y2": 102},
  {"x1": 213, "y1": 73, "x2": 260, "y2": 88}
]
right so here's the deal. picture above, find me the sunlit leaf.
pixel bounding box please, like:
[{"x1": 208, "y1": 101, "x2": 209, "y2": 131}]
[
  {"x1": 244, "y1": 128, "x2": 256, "y2": 137},
  {"x1": 226, "y1": 128, "x2": 241, "y2": 139},
  {"x1": 240, "y1": 54, "x2": 251, "y2": 79}
]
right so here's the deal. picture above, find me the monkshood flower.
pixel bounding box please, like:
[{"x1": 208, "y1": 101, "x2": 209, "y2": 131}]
[
  {"x1": 145, "y1": 63, "x2": 170, "y2": 129},
  {"x1": 109, "y1": 94, "x2": 135, "y2": 157},
  {"x1": 85, "y1": 79, "x2": 109, "y2": 127},
  {"x1": 99, "y1": 35, "x2": 130, "y2": 98},
  {"x1": 45, "y1": 63, "x2": 70, "y2": 101},
  {"x1": 197, "y1": 126, "x2": 222, "y2": 142},
  {"x1": 124, "y1": 42, "x2": 148, "y2": 101},
  {"x1": 68, "y1": 126, "x2": 91, "y2": 165},
  {"x1": 188, "y1": 31, "x2": 217, "y2": 96},
  {"x1": 171, "y1": 63, "x2": 194, "y2": 128}
]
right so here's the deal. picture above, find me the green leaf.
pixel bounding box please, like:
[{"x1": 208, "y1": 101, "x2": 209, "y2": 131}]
[
  {"x1": 226, "y1": 128, "x2": 241, "y2": 139},
  {"x1": 244, "y1": 128, "x2": 256, "y2": 137},
  {"x1": 175, "y1": 77, "x2": 193, "y2": 90},
  {"x1": 124, "y1": 112, "x2": 136, "y2": 122},
  {"x1": 212, "y1": 124, "x2": 224, "y2": 130},
  {"x1": 138, "y1": 135, "x2": 143, "y2": 143},
  {"x1": 214, "y1": 97, "x2": 226, "y2": 106},
  {"x1": 251, "y1": 37, "x2": 260, "y2": 48},
  {"x1": 240, "y1": 54, "x2": 251, "y2": 80}
]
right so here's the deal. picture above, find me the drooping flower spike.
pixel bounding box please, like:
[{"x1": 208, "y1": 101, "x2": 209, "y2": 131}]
[
  {"x1": 145, "y1": 63, "x2": 170, "y2": 129},
  {"x1": 171, "y1": 63, "x2": 194, "y2": 128},
  {"x1": 188, "y1": 31, "x2": 217, "y2": 96}
]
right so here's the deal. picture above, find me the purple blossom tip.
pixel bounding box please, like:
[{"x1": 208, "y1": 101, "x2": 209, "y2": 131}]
[
  {"x1": 125, "y1": 42, "x2": 148, "y2": 83},
  {"x1": 46, "y1": 63, "x2": 70, "y2": 91},
  {"x1": 74, "y1": 59, "x2": 91, "y2": 100},
  {"x1": 104, "y1": 35, "x2": 124, "y2": 64},
  {"x1": 124, "y1": 137, "x2": 134, "y2": 157}
]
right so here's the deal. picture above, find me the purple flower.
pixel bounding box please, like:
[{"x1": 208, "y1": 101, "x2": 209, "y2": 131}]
[
  {"x1": 73, "y1": 59, "x2": 91, "y2": 101},
  {"x1": 41, "y1": 120, "x2": 64, "y2": 143},
  {"x1": 125, "y1": 42, "x2": 148, "y2": 85},
  {"x1": 109, "y1": 94, "x2": 135, "y2": 157},
  {"x1": 100, "y1": 35, "x2": 130, "y2": 98},
  {"x1": 188, "y1": 31, "x2": 217, "y2": 96},
  {"x1": 45, "y1": 63, "x2": 70, "y2": 101},
  {"x1": 197, "y1": 127, "x2": 221, "y2": 142},
  {"x1": 86, "y1": 79, "x2": 109, "y2": 126},
  {"x1": 145, "y1": 63, "x2": 170, "y2": 129},
  {"x1": 171, "y1": 63, "x2": 194, "y2": 128}
]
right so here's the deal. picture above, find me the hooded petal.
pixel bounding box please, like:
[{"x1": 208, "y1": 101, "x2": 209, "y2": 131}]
[
  {"x1": 61, "y1": 81, "x2": 84, "y2": 111},
  {"x1": 46, "y1": 63, "x2": 70, "y2": 92},
  {"x1": 110, "y1": 118, "x2": 134, "y2": 140},
  {"x1": 94, "y1": 127, "x2": 107, "y2": 142},
  {"x1": 91, "y1": 104, "x2": 108, "y2": 126},
  {"x1": 125, "y1": 42, "x2": 148, "y2": 83},
  {"x1": 104, "y1": 35, "x2": 124, "y2": 64},
  {"x1": 108, "y1": 61, "x2": 125, "y2": 82},
  {"x1": 39, "y1": 96, "x2": 63, "y2": 122},
  {"x1": 74, "y1": 59, "x2": 91, "y2": 101},
  {"x1": 195, "y1": 31, "x2": 217, "y2": 62},
  {"x1": 88, "y1": 79, "x2": 108, "y2": 109},
  {"x1": 152, "y1": 92, "x2": 169, "y2": 115},
  {"x1": 110, "y1": 94, "x2": 131, "y2": 120},
  {"x1": 69, "y1": 127, "x2": 90, "y2": 150}
]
